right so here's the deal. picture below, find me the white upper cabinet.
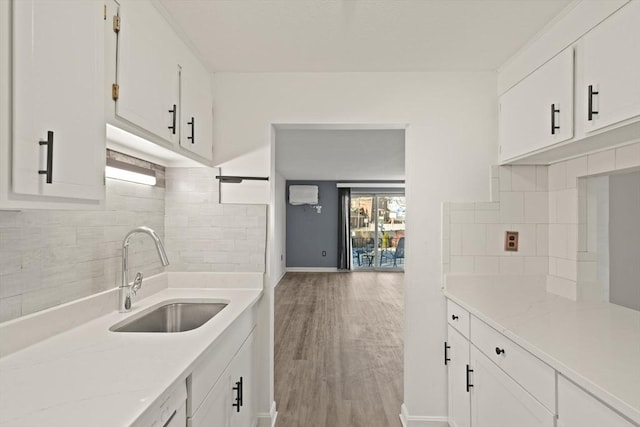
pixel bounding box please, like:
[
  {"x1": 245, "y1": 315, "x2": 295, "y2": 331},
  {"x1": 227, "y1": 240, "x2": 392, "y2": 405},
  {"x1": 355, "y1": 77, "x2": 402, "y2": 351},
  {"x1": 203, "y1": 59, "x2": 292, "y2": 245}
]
[
  {"x1": 499, "y1": 47, "x2": 574, "y2": 162},
  {"x1": 11, "y1": 0, "x2": 105, "y2": 201},
  {"x1": 583, "y1": 0, "x2": 640, "y2": 133},
  {"x1": 116, "y1": 0, "x2": 180, "y2": 146},
  {"x1": 180, "y1": 51, "x2": 213, "y2": 161}
]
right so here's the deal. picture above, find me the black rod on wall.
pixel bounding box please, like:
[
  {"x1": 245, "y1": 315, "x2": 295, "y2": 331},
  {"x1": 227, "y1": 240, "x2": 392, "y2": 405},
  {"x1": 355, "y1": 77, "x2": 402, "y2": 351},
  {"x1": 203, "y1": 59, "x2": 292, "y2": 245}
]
[{"x1": 215, "y1": 176, "x2": 269, "y2": 183}]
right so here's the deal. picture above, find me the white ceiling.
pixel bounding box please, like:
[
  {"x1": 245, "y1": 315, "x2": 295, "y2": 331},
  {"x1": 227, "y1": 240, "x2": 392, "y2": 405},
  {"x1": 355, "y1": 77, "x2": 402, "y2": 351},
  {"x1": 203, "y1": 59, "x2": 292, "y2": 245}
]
[
  {"x1": 275, "y1": 129, "x2": 405, "y2": 181},
  {"x1": 159, "y1": 0, "x2": 572, "y2": 72}
]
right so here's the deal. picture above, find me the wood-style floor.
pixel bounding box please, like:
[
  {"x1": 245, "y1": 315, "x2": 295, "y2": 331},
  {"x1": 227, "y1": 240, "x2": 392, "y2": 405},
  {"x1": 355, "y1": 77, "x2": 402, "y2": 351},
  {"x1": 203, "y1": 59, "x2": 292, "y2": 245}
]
[{"x1": 275, "y1": 272, "x2": 404, "y2": 427}]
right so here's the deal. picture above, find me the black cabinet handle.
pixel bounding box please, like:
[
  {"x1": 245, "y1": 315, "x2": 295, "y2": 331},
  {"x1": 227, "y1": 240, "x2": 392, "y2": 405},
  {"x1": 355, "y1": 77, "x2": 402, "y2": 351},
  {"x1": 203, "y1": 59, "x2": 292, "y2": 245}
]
[
  {"x1": 38, "y1": 131, "x2": 54, "y2": 184},
  {"x1": 187, "y1": 117, "x2": 195, "y2": 144},
  {"x1": 232, "y1": 376, "x2": 243, "y2": 412},
  {"x1": 551, "y1": 104, "x2": 560, "y2": 135},
  {"x1": 444, "y1": 342, "x2": 451, "y2": 365},
  {"x1": 238, "y1": 376, "x2": 243, "y2": 407},
  {"x1": 495, "y1": 347, "x2": 505, "y2": 355},
  {"x1": 451, "y1": 314, "x2": 459, "y2": 321},
  {"x1": 588, "y1": 85, "x2": 599, "y2": 121},
  {"x1": 466, "y1": 364, "x2": 474, "y2": 392},
  {"x1": 168, "y1": 104, "x2": 177, "y2": 134}
]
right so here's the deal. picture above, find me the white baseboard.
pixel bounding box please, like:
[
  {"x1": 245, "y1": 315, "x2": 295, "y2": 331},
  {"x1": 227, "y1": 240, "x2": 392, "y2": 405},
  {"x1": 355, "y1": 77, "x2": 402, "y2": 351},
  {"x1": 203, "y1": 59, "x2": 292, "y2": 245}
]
[
  {"x1": 256, "y1": 401, "x2": 277, "y2": 427},
  {"x1": 286, "y1": 267, "x2": 339, "y2": 273},
  {"x1": 272, "y1": 270, "x2": 287, "y2": 288},
  {"x1": 400, "y1": 403, "x2": 449, "y2": 427}
]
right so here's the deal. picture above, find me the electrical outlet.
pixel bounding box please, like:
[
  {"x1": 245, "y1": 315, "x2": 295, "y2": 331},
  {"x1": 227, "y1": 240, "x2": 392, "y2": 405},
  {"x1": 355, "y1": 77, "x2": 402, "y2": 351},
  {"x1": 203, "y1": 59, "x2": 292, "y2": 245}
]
[
  {"x1": 322, "y1": 251, "x2": 326, "y2": 257},
  {"x1": 504, "y1": 231, "x2": 519, "y2": 251}
]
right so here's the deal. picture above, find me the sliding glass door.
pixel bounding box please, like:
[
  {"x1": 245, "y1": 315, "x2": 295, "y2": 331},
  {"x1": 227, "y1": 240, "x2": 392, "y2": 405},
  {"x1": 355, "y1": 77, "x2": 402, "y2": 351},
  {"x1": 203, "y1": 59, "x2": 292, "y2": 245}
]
[{"x1": 351, "y1": 194, "x2": 405, "y2": 271}]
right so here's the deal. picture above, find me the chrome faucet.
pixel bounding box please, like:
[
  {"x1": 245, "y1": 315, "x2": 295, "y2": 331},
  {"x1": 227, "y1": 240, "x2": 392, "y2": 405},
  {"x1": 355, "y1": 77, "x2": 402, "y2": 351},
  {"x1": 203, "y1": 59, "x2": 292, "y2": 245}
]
[{"x1": 119, "y1": 226, "x2": 170, "y2": 313}]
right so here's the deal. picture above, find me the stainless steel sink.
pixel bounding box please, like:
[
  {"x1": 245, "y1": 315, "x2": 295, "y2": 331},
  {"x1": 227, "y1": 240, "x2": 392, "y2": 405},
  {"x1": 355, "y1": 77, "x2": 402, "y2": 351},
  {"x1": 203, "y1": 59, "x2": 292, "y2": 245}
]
[{"x1": 111, "y1": 302, "x2": 228, "y2": 333}]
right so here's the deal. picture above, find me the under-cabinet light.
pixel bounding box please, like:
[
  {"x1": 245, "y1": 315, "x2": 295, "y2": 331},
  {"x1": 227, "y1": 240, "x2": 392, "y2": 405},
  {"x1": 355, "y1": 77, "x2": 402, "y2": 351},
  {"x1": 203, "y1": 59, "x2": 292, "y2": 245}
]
[{"x1": 105, "y1": 159, "x2": 156, "y2": 186}]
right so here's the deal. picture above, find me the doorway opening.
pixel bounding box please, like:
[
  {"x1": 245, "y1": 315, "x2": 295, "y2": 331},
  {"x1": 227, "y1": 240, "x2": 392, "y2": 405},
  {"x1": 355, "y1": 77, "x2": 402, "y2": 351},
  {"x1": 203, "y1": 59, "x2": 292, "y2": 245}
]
[{"x1": 351, "y1": 193, "x2": 405, "y2": 271}]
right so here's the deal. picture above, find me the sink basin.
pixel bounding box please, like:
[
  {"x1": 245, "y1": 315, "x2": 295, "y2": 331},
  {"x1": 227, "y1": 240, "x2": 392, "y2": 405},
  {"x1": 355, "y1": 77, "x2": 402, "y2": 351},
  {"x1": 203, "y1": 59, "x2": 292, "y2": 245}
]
[{"x1": 111, "y1": 302, "x2": 228, "y2": 333}]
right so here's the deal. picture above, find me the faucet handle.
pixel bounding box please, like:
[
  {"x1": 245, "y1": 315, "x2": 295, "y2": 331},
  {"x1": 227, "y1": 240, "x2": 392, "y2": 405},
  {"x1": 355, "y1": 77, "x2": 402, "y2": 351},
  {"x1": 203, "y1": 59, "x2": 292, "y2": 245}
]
[{"x1": 131, "y1": 272, "x2": 144, "y2": 295}]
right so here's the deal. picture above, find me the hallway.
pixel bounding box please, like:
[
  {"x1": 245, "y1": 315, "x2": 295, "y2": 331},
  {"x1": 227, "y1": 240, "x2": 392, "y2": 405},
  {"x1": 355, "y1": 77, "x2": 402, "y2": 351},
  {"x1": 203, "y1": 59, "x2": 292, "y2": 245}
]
[{"x1": 275, "y1": 272, "x2": 404, "y2": 427}]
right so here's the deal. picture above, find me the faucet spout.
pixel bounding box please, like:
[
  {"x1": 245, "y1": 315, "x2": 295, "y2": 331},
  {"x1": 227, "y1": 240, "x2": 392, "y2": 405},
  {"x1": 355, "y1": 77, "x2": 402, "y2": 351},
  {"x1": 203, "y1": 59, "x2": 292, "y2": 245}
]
[{"x1": 119, "y1": 226, "x2": 170, "y2": 313}]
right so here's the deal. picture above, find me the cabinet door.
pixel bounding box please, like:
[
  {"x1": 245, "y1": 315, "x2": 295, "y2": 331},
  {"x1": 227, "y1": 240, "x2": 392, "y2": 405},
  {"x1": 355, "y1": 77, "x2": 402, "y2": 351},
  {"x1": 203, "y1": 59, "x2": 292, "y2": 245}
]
[
  {"x1": 499, "y1": 47, "x2": 574, "y2": 162},
  {"x1": 180, "y1": 51, "x2": 213, "y2": 161},
  {"x1": 230, "y1": 331, "x2": 255, "y2": 427},
  {"x1": 583, "y1": 1, "x2": 640, "y2": 133},
  {"x1": 470, "y1": 346, "x2": 555, "y2": 427},
  {"x1": 189, "y1": 374, "x2": 231, "y2": 427},
  {"x1": 447, "y1": 326, "x2": 471, "y2": 427},
  {"x1": 117, "y1": 0, "x2": 180, "y2": 145},
  {"x1": 12, "y1": 0, "x2": 104, "y2": 200},
  {"x1": 557, "y1": 375, "x2": 634, "y2": 427}
]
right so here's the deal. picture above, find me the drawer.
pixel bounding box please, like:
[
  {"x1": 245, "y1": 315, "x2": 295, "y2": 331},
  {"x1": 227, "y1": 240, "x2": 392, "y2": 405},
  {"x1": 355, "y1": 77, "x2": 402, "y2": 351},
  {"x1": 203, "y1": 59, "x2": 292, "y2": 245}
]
[
  {"x1": 133, "y1": 381, "x2": 187, "y2": 427},
  {"x1": 447, "y1": 299, "x2": 470, "y2": 338},
  {"x1": 470, "y1": 316, "x2": 555, "y2": 413},
  {"x1": 188, "y1": 305, "x2": 256, "y2": 417},
  {"x1": 558, "y1": 375, "x2": 635, "y2": 427}
]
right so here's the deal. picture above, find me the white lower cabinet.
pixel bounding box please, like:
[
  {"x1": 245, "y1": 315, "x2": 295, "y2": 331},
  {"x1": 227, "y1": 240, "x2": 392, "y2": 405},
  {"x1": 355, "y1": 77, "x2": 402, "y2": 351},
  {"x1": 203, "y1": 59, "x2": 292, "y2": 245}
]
[
  {"x1": 447, "y1": 325, "x2": 471, "y2": 427},
  {"x1": 557, "y1": 375, "x2": 635, "y2": 427},
  {"x1": 189, "y1": 329, "x2": 256, "y2": 427},
  {"x1": 446, "y1": 299, "x2": 555, "y2": 427},
  {"x1": 469, "y1": 346, "x2": 555, "y2": 427},
  {"x1": 189, "y1": 372, "x2": 231, "y2": 427}
]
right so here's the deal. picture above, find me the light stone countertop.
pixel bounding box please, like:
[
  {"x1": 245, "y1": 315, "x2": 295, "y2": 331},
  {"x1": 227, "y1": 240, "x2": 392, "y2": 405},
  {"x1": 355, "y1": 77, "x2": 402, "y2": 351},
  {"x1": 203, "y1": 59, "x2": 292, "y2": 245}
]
[
  {"x1": 444, "y1": 274, "x2": 640, "y2": 424},
  {"x1": 0, "y1": 282, "x2": 262, "y2": 427}
]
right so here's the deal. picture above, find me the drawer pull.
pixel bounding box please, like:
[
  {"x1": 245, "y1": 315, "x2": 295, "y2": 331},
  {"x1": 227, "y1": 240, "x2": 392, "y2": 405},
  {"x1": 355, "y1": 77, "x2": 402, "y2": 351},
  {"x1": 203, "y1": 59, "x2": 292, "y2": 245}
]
[
  {"x1": 495, "y1": 347, "x2": 505, "y2": 355},
  {"x1": 588, "y1": 85, "x2": 599, "y2": 121},
  {"x1": 451, "y1": 314, "x2": 459, "y2": 321},
  {"x1": 551, "y1": 103, "x2": 560, "y2": 135},
  {"x1": 444, "y1": 341, "x2": 451, "y2": 365},
  {"x1": 466, "y1": 364, "x2": 474, "y2": 392},
  {"x1": 168, "y1": 104, "x2": 177, "y2": 134},
  {"x1": 38, "y1": 131, "x2": 54, "y2": 184}
]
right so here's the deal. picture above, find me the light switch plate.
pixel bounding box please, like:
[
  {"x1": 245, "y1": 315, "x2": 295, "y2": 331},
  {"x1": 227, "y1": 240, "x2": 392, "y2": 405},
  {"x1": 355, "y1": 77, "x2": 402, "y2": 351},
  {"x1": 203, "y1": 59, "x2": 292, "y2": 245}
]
[{"x1": 504, "y1": 231, "x2": 519, "y2": 251}]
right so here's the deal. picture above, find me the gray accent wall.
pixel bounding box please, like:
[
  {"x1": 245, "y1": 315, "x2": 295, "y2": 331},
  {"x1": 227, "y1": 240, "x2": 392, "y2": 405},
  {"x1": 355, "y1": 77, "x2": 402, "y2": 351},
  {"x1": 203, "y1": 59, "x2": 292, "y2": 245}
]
[
  {"x1": 286, "y1": 181, "x2": 338, "y2": 268},
  {"x1": 609, "y1": 170, "x2": 640, "y2": 311}
]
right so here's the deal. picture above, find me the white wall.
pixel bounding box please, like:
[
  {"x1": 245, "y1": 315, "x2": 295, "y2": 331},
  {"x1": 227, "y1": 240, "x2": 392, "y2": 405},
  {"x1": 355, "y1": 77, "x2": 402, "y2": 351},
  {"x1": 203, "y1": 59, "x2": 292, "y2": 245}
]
[
  {"x1": 212, "y1": 71, "x2": 498, "y2": 422},
  {"x1": 270, "y1": 172, "x2": 286, "y2": 286}
]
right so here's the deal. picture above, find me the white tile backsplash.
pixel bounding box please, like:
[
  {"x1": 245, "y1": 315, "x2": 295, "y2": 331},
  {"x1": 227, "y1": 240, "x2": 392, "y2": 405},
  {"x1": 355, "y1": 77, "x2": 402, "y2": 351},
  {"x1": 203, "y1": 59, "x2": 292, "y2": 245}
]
[
  {"x1": 511, "y1": 166, "x2": 537, "y2": 191},
  {"x1": 164, "y1": 168, "x2": 266, "y2": 273},
  {"x1": 548, "y1": 162, "x2": 567, "y2": 190},
  {"x1": 499, "y1": 257, "x2": 524, "y2": 274},
  {"x1": 524, "y1": 192, "x2": 548, "y2": 223},
  {"x1": 462, "y1": 224, "x2": 487, "y2": 255},
  {"x1": 0, "y1": 179, "x2": 166, "y2": 321},
  {"x1": 0, "y1": 165, "x2": 268, "y2": 323},
  {"x1": 499, "y1": 192, "x2": 525, "y2": 223}
]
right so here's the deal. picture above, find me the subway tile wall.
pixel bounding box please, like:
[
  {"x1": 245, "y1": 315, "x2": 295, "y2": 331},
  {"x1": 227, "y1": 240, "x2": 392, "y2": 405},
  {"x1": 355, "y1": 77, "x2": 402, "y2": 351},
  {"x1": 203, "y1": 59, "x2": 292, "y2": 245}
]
[
  {"x1": 164, "y1": 168, "x2": 266, "y2": 273},
  {"x1": 0, "y1": 166, "x2": 268, "y2": 323},
  {"x1": 443, "y1": 140, "x2": 640, "y2": 301},
  {"x1": 443, "y1": 165, "x2": 549, "y2": 277},
  {"x1": 0, "y1": 179, "x2": 165, "y2": 322}
]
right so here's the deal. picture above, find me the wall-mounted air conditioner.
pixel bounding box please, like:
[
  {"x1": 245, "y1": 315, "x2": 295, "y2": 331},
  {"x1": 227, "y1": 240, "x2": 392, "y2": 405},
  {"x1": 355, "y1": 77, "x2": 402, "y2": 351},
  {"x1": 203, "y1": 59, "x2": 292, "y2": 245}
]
[{"x1": 289, "y1": 185, "x2": 318, "y2": 205}]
